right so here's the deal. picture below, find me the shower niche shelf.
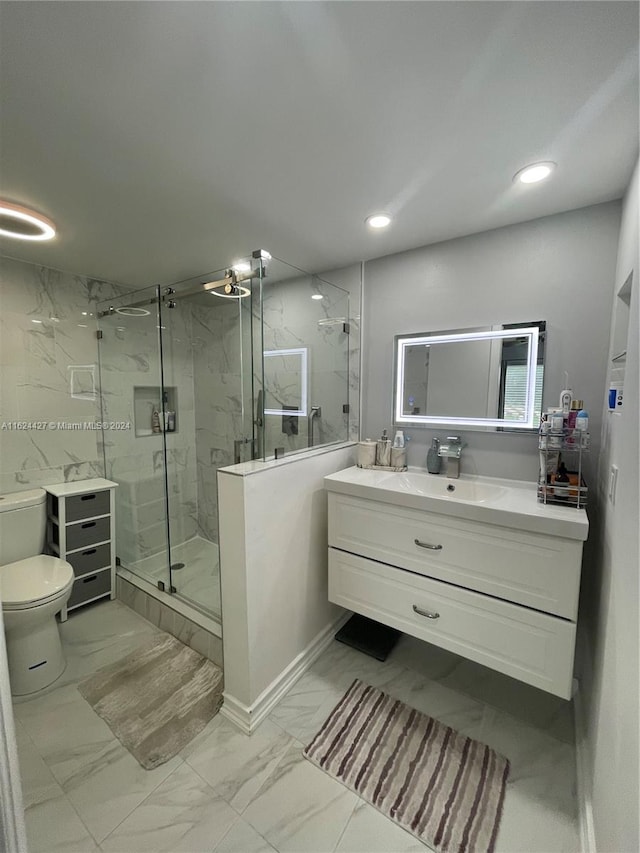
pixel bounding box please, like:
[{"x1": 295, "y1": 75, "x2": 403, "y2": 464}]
[{"x1": 133, "y1": 385, "x2": 178, "y2": 437}]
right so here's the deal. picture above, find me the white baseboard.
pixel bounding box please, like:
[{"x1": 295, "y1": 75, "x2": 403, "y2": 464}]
[
  {"x1": 573, "y1": 680, "x2": 597, "y2": 853},
  {"x1": 220, "y1": 611, "x2": 350, "y2": 735}
]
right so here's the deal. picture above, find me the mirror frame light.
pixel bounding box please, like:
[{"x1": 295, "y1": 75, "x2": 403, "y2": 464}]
[
  {"x1": 263, "y1": 347, "x2": 308, "y2": 417},
  {"x1": 394, "y1": 326, "x2": 540, "y2": 429}
]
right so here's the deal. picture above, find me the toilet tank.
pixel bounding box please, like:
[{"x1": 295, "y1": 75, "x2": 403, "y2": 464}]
[{"x1": 0, "y1": 489, "x2": 47, "y2": 566}]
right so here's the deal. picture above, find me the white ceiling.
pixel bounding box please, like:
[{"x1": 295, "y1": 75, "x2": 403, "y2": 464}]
[{"x1": 0, "y1": 1, "x2": 638, "y2": 287}]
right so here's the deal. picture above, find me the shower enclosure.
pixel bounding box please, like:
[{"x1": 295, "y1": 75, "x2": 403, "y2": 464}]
[{"x1": 96, "y1": 253, "x2": 350, "y2": 626}]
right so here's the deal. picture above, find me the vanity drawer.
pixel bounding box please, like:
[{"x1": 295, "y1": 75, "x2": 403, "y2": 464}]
[
  {"x1": 328, "y1": 493, "x2": 582, "y2": 620},
  {"x1": 67, "y1": 568, "x2": 111, "y2": 610},
  {"x1": 328, "y1": 548, "x2": 576, "y2": 700},
  {"x1": 63, "y1": 517, "x2": 110, "y2": 551},
  {"x1": 66, "y1": 543, "x2": 111, "y2": 577},
  {"x1": 65, "y1": 490, "x2": 111, "y2": 522}
]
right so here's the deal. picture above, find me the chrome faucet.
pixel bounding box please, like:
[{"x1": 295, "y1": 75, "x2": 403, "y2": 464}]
[{"x1": 438, "y1": 435, "x2": 464, "y2": 479}]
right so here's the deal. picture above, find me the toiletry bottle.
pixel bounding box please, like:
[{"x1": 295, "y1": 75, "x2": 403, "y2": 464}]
[
  {"x1": 539, "y1": 414, "x2": 549, "y2": 449},
  {"x1": 376, "y1": 429, "x2": 391, "y2": 466},
  {"x1": 576, "y1": 408, "x2": 589, "y2": 447},
  {"x1": 560, "y1": 389, "x2": 572, "y2": 416},
  {"x1": 152, "y1": 408, "x2": 161, "y2": 434},
  {"x1": 426, "y1": 437, "x2": 441, "y2": 474},
  {"x1": 567, "y1": 400, "x2": 582, "y2": 445}
]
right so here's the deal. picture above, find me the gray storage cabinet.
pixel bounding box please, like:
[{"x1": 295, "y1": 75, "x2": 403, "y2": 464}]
[{"x1": 45, "y1": 479, "x2": 118, "y2": 620}]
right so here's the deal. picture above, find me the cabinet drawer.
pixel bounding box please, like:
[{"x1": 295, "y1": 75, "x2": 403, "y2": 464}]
[
  {"x1": 328, "y1": 493, "x2": 582, "y2": 620},
  {"x1": 67, "y1": 569, "x2": 111, "y2": 610},
  {"x1": 65, "y1": 490, "x2": 110, "y2": 522},
  {"x1": 328, "y1": 548, "x2": 576, "y2": 699},
  {"x1": 66, "y1": 543, "x2": 111, "y2": 577},
  {"x1": 64, "y1": 517, "x2": 110, "y2": 551}
]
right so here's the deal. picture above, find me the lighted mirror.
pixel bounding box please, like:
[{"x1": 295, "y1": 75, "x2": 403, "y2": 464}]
[
  {"x1": 394, "y1": 321, "x2": 545, "y2": 430},
  {"x1": 263, "y1": 347, "x2": 308, "y2": 416}
]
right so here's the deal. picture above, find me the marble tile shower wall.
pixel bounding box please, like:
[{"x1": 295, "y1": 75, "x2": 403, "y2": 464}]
[
  {"x1": 100, "y1": 298, "x2": 198, "y2": 565},
  {"x1": 192, "y1": 300, "x2": 244, "y2": 543},
  {"x1": 0, "y1": 256, "x2": 126, "y2": 493},
  {"x1": 261, "y1": 279, "x2": 353, "y2": 457}
]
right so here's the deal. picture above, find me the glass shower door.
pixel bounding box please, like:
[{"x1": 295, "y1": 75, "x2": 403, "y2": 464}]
[
  {"x1": 160, "y1": 264, "x2": 256, "y2": 619},
  {"x1": 97, "y1": 287, "x2": 171, "y2": 592}
]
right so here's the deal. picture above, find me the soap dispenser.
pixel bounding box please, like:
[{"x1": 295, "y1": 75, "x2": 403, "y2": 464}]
[{"x1": 427, "y1": 437, "x2": 441, "y2": 474}]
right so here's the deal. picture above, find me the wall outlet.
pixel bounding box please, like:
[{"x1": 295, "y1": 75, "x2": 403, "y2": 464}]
[{"x1": 608, "y1": 465, "x2": 619, "y2": 504}]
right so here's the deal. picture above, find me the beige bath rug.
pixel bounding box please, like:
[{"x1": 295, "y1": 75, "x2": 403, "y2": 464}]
[
  {"x1": 304, "y1": 679, "x2": 509, "y2": 853},
  {"x1": 78, "y1": 632, "x2": 223, "y2": 769}
]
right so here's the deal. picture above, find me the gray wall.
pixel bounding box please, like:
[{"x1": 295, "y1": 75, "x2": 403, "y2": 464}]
[
  {"x1": 362, "y1": 202, "x2": 622, "y2": 483},
  {"x1": 582, "y1": 162, "x2": 639, "y2": 853}
]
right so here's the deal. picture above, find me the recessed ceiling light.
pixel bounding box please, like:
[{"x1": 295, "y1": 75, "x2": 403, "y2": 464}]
[
  {"x1": 513, "y1": 162, "x2": 556, "y2": 184},
  {"x1": 366, "y1": 213, "x2": 392, "y2": 229},
  {"x1": 0, "y1": 201, "x2": 56, "y2": 241},
  {"x1": 311, "y1": 294, "x2": 323, "y2": 300}
]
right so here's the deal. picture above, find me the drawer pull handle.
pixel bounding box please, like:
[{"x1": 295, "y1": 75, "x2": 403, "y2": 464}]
[
  {"x1": 413, "y1": 605, "x2": 440, "y2": 620},
  {"x1": 82, "y1": 575, "x2": 98, "y2": 584},
  {"x1": 81, "y1": 494, "x2": 96, "y2": 501},
  {"x1": 81, "y1": 522, "x2": 96, "y2": 529},
  {"x1": 82, "y1": 549, "x2": 97, "y2": 556},
  {"x1": 414, "y1": 539, "x2": 443, "y2": 551}
]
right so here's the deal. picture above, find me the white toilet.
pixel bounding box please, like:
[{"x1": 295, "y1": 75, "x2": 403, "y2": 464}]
[{"x1": 0, "y1": 489, "x2": 74, "y2": 695}]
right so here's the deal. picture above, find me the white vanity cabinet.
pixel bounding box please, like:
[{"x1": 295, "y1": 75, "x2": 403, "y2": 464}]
[{"x1": 325, "y1": 468, "x2": 588, "y2": 700}]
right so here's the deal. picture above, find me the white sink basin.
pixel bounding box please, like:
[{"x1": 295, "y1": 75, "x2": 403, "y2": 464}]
[
  {"x1": 380, "y1": 471, "x2": 507, "y2": 503},
  {"x1": 324, "y1": 465, "x2": 588, "y2": 540}
]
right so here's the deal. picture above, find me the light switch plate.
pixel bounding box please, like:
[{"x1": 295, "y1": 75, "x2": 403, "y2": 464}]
[{"x1": 608, "y1": 465, "x2": 619, "y2": 504}]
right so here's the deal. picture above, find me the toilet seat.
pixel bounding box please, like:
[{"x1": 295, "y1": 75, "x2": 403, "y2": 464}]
[{"x1": 0, "y1": 555, "x2": 74, "y2": 611}]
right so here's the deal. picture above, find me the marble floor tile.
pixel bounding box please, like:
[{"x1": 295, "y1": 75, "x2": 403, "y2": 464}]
[
  {"x1": 213, "y1": 818, "x2": 278, "y2": 853},
  {"x1": 478, "y1": 706, "x2": 576, "y2": 812},
  {"x1": 100, "y1": 762, "x2": 238, "y2": 853},
  {"x1": 14, "y1": 718, "x2": 65, "y2": 810},
  {"x1": 495, "y1": 784, "x2": 581, "y2": 853},
  {"x1": 387, "y1": 673, "x2": 487, "y2": 741},
  {"x1": 242, "y1": 741, "x2": 358, "y2": 852},
  {"x1": 335, "y1": 799, "x2": 425, "y2": 853},
  {"x1": 24, "y1": 791, "x2": 100, "y2": 853},
  {"x1": 55, "y1": 600, "x2": 159, "y2": 690},
  {"x1": 268, "y1": 668, "x2": 347, "y2": 744},
  {"x1": 183, "y1": 715, "x2": 294, "y2": 813},
  {"x1": 438, "y1": 656, "x2": 575, "y2": 744},
  {"x1": 388, "y1": 633, "x2": 465, "y2": 682},
  {"x1": 62, "y1": 743, "x2": 184, "y2": 843},
  {"x1": 13, "y1": 683, "x2": 117, "y2": 779}
]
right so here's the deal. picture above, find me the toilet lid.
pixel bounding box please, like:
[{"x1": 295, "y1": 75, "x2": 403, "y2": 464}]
[{"x1": 0, "y1": 555, "x2": 74, "y2": 609}]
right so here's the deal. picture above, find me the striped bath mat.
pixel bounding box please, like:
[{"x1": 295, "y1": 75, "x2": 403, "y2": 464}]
[{"x1": 304, "y1": 679, "x2": 509, "y2": 853}]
